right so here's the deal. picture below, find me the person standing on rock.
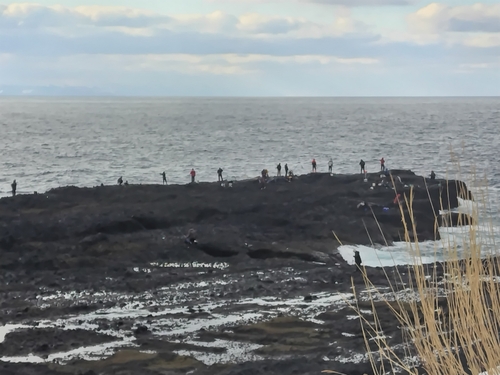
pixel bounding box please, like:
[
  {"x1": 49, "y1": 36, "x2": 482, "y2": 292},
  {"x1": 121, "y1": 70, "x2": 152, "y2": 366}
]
[
  {"x1": 117, "y1": 176, "x2": 123, "y2": 186},
  {"x1": 160, "y1": 171, "x2": 167, "y2": 185},
  {"x1": 312, "y1": 158, "x2": 317, "y2": 172},
  {"x1": 328, "y1": 158, "x2": 333, "y2": 173},
  {"x1": 259, "y1": 176, "x2": 266, "y2": 189},
  {"x1": 277, "y1": 163, "x2": 282, "y2": 176},
  {"x1": 284, "y1": 163, "x2": 289, "y2": 177},
  {"x1": 430, "y1": 171, "x2": 436, "y2": 180},
  {"x1": 354, "y1": 251, "x2": 362, "y2": 271},
  {"x1": 359, "y1": 159, "x2": 366, "y2": 174},
  {"x1": 217, "y1": 168, "x2": 224, "y2": 182},
  {"x1": 380, "y1": 157, "x2": 385, "y2": 171},
  {"x1": 190, "y1": 169, "x2": 196, "y2": 183},
  {"x1": 11, "y1": 180, "x2": 17, "y2": 196}
]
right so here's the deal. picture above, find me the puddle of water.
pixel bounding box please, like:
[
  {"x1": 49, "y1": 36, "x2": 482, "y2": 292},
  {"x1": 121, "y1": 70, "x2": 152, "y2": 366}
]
[{"x1": 0, "y1": 275, "x2": 364, "y2": 366}]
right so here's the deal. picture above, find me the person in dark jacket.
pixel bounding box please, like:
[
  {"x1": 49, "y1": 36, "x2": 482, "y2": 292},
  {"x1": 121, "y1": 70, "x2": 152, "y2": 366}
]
[
  {"x1": 354, "y1": 251, "x2": 362, "y2": 271},
  {"x1": 11, "y1": 180, "x2": 17, "y2": 196},
  {"x1": 359, "y1": 159, "x2": 366, "y2": 174}
]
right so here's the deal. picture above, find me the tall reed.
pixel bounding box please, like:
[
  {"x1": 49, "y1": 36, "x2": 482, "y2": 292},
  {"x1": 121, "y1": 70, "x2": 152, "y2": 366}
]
[{"x1": 331, "y1": 173, "x2": 500, "y2": 375}]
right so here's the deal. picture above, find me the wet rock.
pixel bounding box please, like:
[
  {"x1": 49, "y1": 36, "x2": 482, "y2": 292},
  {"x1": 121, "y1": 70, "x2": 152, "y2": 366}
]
[
  {"x1": 0, "y1": 328, "x2": 116, "y2": 357},
  {"x1": 0, "y1": 234, "x2": 16, "y2": 250},
  {"x1": 134, "y1": 325, "x2": 150, "y2": 335},
  {"x1": 36, "y1": 343, "x2": 50, "y2": 352},
  {"x1": 0, "y1": 171, "x2": 470, "y2": 279},
  {"x1": 439, "y1": 212, "x2": 476, "y2": 227},
  {"x1": 303, "y1": 295, "x2": 318, "y2": 302},
  {"x1": 0, "y1": 171, "x2": 474, "y2": 375},
  {"x1": 79, "y1": 233, "x2": 108, "y2": 248}
]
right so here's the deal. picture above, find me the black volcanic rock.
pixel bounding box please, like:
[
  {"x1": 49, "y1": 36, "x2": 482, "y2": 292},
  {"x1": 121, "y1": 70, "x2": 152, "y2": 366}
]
[
  {"x1": 0, "y1": 171, "x2": 476, "y2": 375},
  {"x1": 0, "y1": 171, "x2": 472, "y2": 275}
]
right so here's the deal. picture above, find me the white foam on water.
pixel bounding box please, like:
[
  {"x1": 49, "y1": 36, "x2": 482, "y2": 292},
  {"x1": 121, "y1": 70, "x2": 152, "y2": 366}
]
[
  {"x1": 168, "y1": 279, "x2": 237, "y2": 290},
  {"x1": 280, "y1": 277, "x2": 307, "y2": 283},
  {"x1": 0, "y1": 287, "x2": 357, "y2": 364},
  {"x1": 0, "y1": 354, "x2": 45, "y2": 364},
  {"x1": 338, "y1": 242, "x2": 440, "y2": 267},
  {"x1": 0, "y1": 324, "x2": 30, "y2": 343},
  {"x1": 237, "y1": 292, "x2": 352, "y2": 309},
  {"x1": 174, "y1": 339, "x2": 263, "y2": 366},
  {"x1": 457, "y1": 197, "x2": 479, "y2": 216},
  {"x1": 150, "y1": 262, "x2": 229, "y2": 269},
  {"x1": 329, "y1": 352, "x2": 368, "y2": 364},
  {"x1": 0, "y1": 338, "x2": 136, "y2": 364},
  {"x1": 339, "y1": 197, "x2": 500, "y2": 267}
]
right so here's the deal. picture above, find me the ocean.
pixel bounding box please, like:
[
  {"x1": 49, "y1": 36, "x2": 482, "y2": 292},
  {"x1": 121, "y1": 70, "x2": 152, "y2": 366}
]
[
  {"x1": 1, "y1": 96, "x2": 500, "y2": 264},
  {"x1": 1, "y1": 96, "x2": 500, "y2": 367}
]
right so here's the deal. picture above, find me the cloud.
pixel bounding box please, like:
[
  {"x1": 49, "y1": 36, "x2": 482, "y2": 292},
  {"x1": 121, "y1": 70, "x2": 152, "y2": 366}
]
[
  {"x1": 206, "y1": 0, "x2": 414, "y2": 7},
  {"x1": 300, "y1": 0, "x2": 412, "y2": 6},
  {"x1": 74, "y1": 53, "x2": 379, "y2": 77},
  {"x1": 0, "y1": 52, "x2": 383, "y2": 96},
  {"x1": 0, "y1": 3, "x2": 366, "y2": 38},
  {"x1": 1, "y1": 2, "x2": 499, "y2": 95},
  {"x1": 237, "y1": 14, "x2": 304, "y2": 34},
  {"x1": 0, "y1": 3, "x2": 173, "y2": 29},
  {"x1": 407, "y1": 3, "x2": 500, "y2": 47}
]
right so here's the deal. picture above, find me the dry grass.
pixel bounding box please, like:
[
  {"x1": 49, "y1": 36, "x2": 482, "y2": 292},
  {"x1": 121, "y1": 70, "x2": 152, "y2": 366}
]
[{"x1": 332, "y1": 170, "x2": 500, "y2": 375}]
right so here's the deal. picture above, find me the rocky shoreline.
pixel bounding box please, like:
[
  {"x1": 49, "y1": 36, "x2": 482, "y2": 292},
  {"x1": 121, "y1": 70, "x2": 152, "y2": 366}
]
[{"x1": 0, "y1": 170, "x2": 473, "y2": 374}]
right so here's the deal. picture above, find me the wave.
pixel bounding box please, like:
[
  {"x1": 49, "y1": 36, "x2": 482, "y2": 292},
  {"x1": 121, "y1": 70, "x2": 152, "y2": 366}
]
[{"x1": 338, "y1": 199, "x2": 500, "y2": 267}]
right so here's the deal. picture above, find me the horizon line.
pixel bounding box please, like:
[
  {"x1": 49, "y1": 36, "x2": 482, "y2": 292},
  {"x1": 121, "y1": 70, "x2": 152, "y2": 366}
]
[{"x1": 1, "y1": 95, "x2": 500, "y2": 99}]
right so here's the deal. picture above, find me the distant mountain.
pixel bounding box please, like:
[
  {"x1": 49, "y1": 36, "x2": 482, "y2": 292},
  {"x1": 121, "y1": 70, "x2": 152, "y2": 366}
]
[{"x1": 0, "y1": 85, "x2": 114, "y2": 96}]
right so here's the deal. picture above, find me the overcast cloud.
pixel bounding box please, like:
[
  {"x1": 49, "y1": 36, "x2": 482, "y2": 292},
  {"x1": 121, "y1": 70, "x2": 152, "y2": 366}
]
[{"x1": 0, "y1": 1, "x2": 499, "y2": 96}]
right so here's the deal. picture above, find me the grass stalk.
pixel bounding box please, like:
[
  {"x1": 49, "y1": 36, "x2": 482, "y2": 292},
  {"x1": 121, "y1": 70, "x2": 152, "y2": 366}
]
[{"x1": 335, "y1": 170, "x2": 500, "y2": 375}]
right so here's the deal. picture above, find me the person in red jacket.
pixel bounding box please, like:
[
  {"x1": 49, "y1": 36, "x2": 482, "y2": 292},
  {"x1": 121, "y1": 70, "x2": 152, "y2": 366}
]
[
  {"x1": 190, "y1": 168, "x2": 196, "y2": 183},
  {"x1": 312, "y1": 158, "x2": 317, "y2": 172},
  {"x1": 380, "y1": 157, "x2": 385, "y2": 171}
]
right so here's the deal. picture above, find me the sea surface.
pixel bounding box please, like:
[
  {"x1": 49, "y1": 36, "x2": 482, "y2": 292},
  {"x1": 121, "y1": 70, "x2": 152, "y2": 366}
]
[{"x1": 1, "y1": 96, "x2": 500, "y2": 264}]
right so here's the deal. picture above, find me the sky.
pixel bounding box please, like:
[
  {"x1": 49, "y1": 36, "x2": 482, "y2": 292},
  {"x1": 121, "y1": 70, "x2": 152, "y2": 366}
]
[{"x1": 1, "y1": 0, "x2": 499, "y2": 96}]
